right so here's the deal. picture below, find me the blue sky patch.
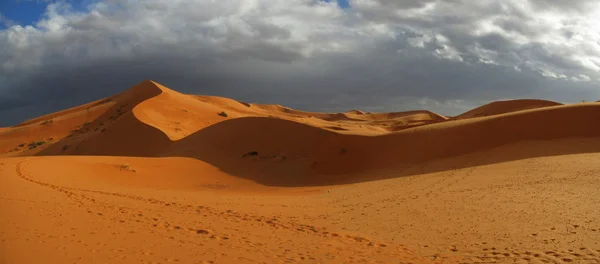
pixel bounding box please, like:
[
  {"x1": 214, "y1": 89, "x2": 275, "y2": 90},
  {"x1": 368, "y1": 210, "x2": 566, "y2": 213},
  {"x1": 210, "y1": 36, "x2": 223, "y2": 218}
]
[
  {"x1": 322, "y1": 0, "x2": 351, "y2": 9},
  {"x1": 0, "y1": 0, "x2": 48, "y2": 27},
  {"x1": 0, "y1": 0, "x2": 91, "y2": 28}
]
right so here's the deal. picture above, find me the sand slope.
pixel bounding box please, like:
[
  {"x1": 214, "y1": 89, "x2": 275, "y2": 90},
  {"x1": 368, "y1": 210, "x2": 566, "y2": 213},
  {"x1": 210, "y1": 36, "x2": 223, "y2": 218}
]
[
  {"x1": 3, "y1": 80, "x2": 600, "y2": 263},
  {"x1": 0, "y1": 100, "x2": 114, "y2": 156},
  {"x1": 164, "y1": 103, "x2": 600, "y2": 185},
  {"x1": 0, "y1": 157, "x2": 435, "y2": 264},
  {"x1": 453, "y1": 99, "x2": 562, "y2": 120}
]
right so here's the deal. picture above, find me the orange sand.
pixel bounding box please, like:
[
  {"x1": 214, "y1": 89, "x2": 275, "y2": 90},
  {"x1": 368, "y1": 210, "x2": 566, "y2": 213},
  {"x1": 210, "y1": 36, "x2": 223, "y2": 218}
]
[
  {"x1": 453, "y1": 99, "x2": 562, "y2": 120},
  {"x1": 2, "y1": 80, "x2": 600, "y2": 263}
]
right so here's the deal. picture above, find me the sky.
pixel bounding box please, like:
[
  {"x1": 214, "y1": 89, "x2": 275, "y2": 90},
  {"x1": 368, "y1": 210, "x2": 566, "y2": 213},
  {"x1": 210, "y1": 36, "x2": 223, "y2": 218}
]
[{"x1": 1, "y1": 0, "x2": 600, "y2": 126}]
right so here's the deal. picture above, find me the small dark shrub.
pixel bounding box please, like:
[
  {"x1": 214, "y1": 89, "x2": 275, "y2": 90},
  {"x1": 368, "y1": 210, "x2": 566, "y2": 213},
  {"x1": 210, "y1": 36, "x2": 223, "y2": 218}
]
[
  {"x1": 119, "y1": 164, "x2": 136, "y2": 172},
  {"x1": 218, "y1": 111, "x2": 228, "y2": 117},
  {"x1": 41, "y1": 119, "x2": 53, "y2": 125},
  {"x1": 242, "y1": 151, "x2": 259, "y2": 157}
]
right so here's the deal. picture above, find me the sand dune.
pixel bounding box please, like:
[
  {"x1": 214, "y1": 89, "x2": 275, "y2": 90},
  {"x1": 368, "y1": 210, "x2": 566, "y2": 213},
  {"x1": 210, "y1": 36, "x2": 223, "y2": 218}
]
[
  {"x1": 0, "y1": 98, "x2": 114, "y2": 156},
  {"x1": 3, "y1": 80, "x2": 600, "y2": 263},
  {"x1": 4, "y1": 80, "x2": 599, "y2": 184},
  {"x1": 345, "y1": 109, "x2": 365, "y2": 115},
  {"x1": 250, "y1": 103, "x2": 323, "y2": 118},
  {"x1": 159, "y1": 103, "x2": 600, "y2": 185},
  {"x1": 319, "y1": 112, "x2": 365, "y2": 122},
  {"x1": 453, "y1": 99, "x2": 562, "y2": 120},
  {"x1": 358, "y1": 110, "x2": 447, "y2": 122}
]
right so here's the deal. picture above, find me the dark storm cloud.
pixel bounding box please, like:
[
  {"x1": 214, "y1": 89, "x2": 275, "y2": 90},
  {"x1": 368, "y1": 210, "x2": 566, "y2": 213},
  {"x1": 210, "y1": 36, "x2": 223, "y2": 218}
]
[{"x1": 1, "y1": 0, "x2": 600, "y2": 126}]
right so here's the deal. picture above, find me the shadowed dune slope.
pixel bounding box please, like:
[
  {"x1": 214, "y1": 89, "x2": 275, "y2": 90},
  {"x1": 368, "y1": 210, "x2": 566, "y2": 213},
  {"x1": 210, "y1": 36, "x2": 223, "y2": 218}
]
[
  {"x1": 161, "y1": 103, "x2": 600, "y2": 185},
  {"x1": 315, "y1": 103, "x2": 600, "y2": 176},
  {"x1": 454, "y1": 99, "x2": 562, "y2": 120}
]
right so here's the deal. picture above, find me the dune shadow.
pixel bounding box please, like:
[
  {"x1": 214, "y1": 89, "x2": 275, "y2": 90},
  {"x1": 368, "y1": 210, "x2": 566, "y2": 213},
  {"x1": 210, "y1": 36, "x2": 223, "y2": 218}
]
[
  {"x1": 35, "y1": 101, "x2": 600, "y2": 188},
  {"x1": 158, "y1": 103, "x2": 600, "y2": 186}
]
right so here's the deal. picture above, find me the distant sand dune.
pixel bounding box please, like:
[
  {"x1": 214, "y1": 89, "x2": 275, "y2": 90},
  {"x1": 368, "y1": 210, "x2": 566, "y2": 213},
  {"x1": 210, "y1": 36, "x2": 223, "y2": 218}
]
[
  {"x1": 453, "y1": 99, "x2": 561, "y2": 120},
  {"x1": 319, "y1": 113, "x2": 365, "y2": 122}
]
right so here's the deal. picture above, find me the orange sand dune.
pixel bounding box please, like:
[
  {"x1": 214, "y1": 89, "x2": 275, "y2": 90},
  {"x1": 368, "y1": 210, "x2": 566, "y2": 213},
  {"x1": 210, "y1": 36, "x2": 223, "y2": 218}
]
[
  {"x1": 12, "y1": 97, "x2": 113, "y2": 128},
  {"x1": 358, "y1": 110, "x2": 447, "y2": 122},
  {"x1": 345, "y1": 109, "x2": 365, "y2": 115},
  {"x1": 315, "y1": 110, "x2": 448, "y2": 133},
  {"x1": 0, "y1": 98, "x2": 114, "y2": 156},
  {"x1": 319, "y1": 112, "x2": 365, "y2": 122},
  {"x1": 159, "y1": 103, "x2": 600, "y2": 185},
  {"x1": 32, "y1": 81, "x2": 173, "y2": 156},
  {"x1": 3, "y1": 80, "x2": 600, "y2": 263},
  {"x1": 4, "y1": 80, "x2": 598, "y2": 181},
  {"x1": 250, "y1": 103, "x2": 323, "y2": 118},
  {"x1": 453, "y1": 99, "x2": 561, "y2": 120},
  {"x1": 1, "y1": 80, "x2": 597, "y2": 184}
]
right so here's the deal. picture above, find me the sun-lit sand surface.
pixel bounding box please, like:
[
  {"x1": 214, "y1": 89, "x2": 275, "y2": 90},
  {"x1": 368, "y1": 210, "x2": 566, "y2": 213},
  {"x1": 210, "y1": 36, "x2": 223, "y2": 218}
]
[{"x1": 2, "y1": 80, "x2": 600, "y2": 263}]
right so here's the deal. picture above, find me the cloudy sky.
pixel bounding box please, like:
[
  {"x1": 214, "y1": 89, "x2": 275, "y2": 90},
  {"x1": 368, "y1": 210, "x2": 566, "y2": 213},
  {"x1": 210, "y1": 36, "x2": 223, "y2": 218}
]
[{"x1": 2, "y1": 0, "x2": 600, "y2": 126}]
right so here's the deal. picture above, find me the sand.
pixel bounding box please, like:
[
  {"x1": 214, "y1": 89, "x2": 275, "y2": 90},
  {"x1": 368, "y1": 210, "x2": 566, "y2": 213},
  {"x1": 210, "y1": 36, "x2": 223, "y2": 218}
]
[
  {"x1": 2, "y1": 80, "x2": 600, "y2": 263},
  {"x1": 453, "y1": 99, "x2": 562, "y2": 120}
]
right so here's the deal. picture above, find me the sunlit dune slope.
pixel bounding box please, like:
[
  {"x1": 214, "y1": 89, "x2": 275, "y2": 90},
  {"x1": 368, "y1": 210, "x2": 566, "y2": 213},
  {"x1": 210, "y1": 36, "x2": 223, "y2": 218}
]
[
  {"x1": 357, "y1": 110, "x2": 447, "y2": 122},
  {"x1": 250, "y1": 103, "x2": 323, "y2": 118},
  {"x1": 0, "y1": 98, "x2": 115, "y2": 156},
  {"x1": 453, "y1": 99, "x2": 561, "y2": 120},
  {"x1": 16, "y1": 156, "x2": 267, "y2": 191},
  {"x1": 315, "y1": 110, "x2": 448, "y2": 133}
]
